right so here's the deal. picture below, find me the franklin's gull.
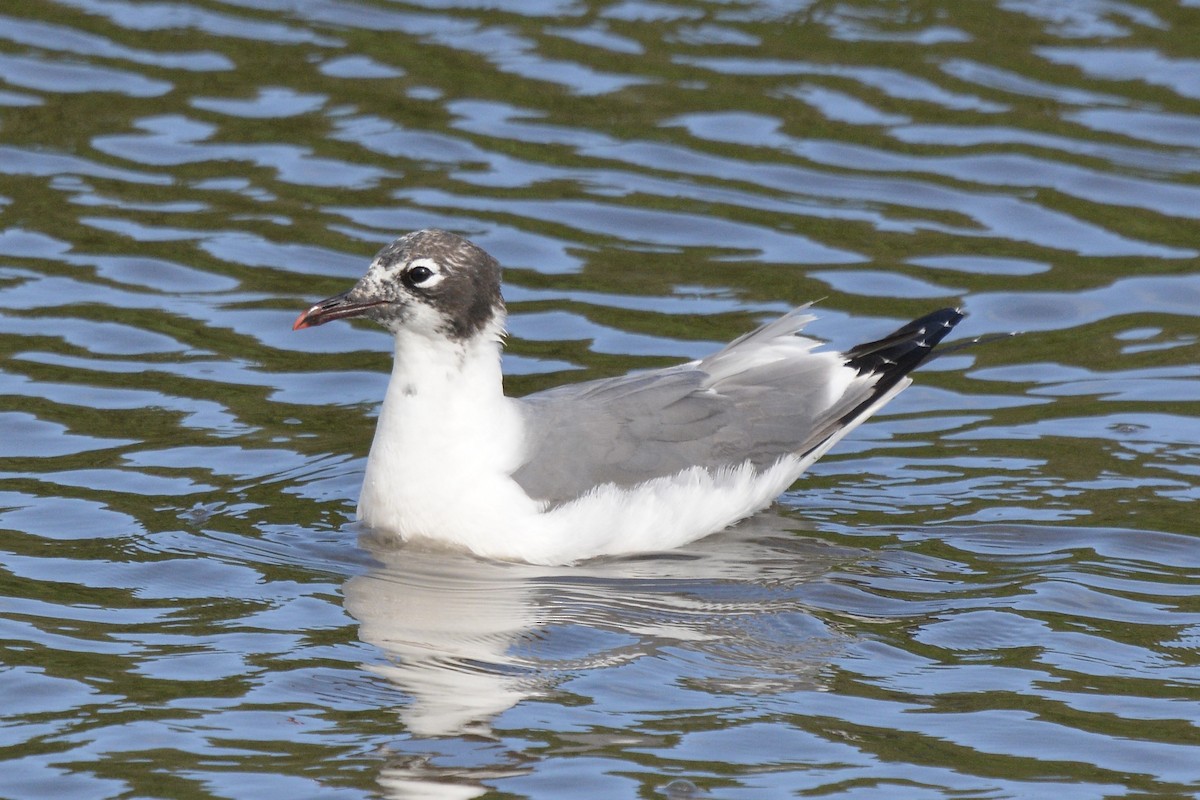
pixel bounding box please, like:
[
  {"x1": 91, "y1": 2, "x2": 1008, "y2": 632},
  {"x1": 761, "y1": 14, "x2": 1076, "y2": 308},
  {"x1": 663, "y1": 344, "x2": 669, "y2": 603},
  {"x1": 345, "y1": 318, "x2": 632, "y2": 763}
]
[{"x1": 294, "y1": 229, "x2": 962, "y2": 564}]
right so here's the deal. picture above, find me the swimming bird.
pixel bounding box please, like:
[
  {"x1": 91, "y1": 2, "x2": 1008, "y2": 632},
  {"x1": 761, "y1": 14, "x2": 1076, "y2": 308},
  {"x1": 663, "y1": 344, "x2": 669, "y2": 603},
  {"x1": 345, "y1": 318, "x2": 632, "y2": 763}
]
[{"x1": 294, "y1": 229, "x2": 962, "y2": 565}]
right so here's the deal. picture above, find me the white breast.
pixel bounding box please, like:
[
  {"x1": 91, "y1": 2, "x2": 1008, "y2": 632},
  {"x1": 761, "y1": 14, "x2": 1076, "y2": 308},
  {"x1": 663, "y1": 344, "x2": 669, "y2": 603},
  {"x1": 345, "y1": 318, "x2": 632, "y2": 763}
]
[{"x1": 356, "y1": 326, "x2": 540, "y2": 548}]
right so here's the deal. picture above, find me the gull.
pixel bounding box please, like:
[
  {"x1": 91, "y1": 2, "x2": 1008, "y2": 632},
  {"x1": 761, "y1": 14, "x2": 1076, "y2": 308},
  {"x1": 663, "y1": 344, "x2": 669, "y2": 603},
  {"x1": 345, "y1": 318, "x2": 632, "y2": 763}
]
[{"x1": 294, "y1": 229, "x2": 962, "y2": 565}]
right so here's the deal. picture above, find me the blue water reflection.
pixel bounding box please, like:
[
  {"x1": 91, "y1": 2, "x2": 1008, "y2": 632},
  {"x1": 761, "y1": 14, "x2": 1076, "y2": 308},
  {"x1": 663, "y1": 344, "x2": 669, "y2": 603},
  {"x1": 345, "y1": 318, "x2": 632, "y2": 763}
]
[{"x1": 0, "y1": 0, "x2": 1198, "y2": 797}]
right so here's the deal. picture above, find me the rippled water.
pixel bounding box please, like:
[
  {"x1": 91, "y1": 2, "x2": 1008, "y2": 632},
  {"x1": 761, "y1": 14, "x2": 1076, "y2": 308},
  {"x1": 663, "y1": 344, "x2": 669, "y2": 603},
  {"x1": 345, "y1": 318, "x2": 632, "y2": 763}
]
[{"x1": 2, "y1": 1, "x2": 1198, "y2": 797}]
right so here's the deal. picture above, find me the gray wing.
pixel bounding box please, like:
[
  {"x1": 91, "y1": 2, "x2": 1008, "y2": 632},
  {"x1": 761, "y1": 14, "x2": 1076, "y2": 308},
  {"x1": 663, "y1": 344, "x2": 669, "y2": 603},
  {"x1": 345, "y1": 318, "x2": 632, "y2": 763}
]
[
  {"x1": 511, "y1": 306, "x2": 962, "y2": 503},
  {"x1": 509, "y1": 308, "x2": 844, "y2": 502}
]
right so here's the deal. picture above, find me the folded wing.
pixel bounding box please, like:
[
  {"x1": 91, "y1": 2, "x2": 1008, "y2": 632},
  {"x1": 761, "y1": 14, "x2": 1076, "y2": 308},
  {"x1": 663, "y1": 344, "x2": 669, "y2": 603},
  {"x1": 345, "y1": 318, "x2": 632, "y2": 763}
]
[{"x1": 512, "y1": 306, "x2": 963, "y2": 503}]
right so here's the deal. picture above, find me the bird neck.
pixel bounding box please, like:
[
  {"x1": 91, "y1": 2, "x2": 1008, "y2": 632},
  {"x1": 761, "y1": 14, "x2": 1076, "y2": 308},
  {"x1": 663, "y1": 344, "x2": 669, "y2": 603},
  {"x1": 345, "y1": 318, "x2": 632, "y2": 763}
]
[
  {"x1": 358, "y1": 313, "x2": 529, "y2": 536},
  {"x1": 387, "y1": 320, "x2": 506, "y2": 403},
  {"x1": 365, "y1": 313, "x2": 522, "y2": 479}
]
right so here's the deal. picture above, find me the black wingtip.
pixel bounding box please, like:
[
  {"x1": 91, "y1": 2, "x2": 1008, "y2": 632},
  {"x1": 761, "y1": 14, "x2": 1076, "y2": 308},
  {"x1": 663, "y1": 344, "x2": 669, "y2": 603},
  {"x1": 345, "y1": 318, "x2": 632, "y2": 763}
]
[
  {"x1": 836, "y1": 307, "x2": 965, "y2": 425},
  {"x1": 844, "y1": 307, "x2": 965, "y2": 378}
]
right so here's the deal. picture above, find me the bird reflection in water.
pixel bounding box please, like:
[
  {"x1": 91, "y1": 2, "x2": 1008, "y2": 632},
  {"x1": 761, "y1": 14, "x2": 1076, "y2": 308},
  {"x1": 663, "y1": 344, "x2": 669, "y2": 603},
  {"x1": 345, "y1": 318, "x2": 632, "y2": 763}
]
[{"x1": 342, "y1": 511, "x2": 862, "y2": 798}]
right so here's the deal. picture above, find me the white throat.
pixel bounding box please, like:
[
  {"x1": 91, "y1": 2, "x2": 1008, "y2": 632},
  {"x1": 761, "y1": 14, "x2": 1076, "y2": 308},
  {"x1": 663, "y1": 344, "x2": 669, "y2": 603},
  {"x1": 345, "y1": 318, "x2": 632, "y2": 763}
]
[{"x1": 356, "y1": 314, "x2": 535, "y2": 543}]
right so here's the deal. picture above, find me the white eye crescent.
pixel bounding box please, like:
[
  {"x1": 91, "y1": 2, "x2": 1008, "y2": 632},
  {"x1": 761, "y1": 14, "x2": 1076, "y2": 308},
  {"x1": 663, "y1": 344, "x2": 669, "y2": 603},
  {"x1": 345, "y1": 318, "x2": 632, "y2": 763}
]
[{"x1": 403, "y1": 257, "x2": 444, "y2": 289}]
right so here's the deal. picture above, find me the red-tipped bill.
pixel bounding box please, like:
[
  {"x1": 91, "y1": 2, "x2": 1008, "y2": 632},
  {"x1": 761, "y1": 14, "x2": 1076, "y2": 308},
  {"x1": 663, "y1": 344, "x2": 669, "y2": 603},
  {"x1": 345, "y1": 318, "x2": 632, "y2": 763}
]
[{"x1": 293, "y1": 291, "x2": 385, "y2": 330}]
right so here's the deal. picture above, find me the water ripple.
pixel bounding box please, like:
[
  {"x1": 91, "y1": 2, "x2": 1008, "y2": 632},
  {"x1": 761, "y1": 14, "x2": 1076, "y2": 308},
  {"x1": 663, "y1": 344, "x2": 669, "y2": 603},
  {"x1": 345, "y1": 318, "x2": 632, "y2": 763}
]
[{"x1": 1, "y1": 1, "x2": 1198, "y2": 797}]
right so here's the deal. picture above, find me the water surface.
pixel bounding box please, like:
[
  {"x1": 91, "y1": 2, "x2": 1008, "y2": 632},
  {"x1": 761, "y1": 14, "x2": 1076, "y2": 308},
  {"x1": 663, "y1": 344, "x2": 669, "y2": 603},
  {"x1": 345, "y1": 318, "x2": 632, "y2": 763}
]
[{"x1": 1, "y1": 1, "x2": 1198, "y2": 797}]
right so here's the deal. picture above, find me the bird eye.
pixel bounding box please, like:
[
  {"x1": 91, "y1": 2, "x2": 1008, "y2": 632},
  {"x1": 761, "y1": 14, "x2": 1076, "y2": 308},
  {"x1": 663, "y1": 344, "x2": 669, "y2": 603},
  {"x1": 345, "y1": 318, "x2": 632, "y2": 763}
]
[{"x1": 404, "y1": 265, "x2": 435, "y2": 287}]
